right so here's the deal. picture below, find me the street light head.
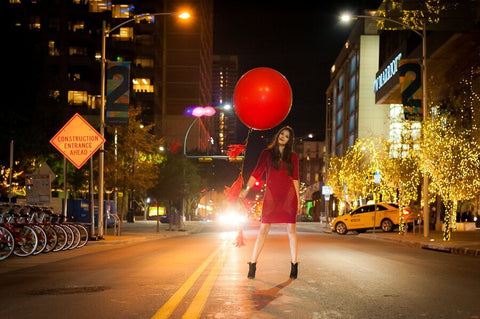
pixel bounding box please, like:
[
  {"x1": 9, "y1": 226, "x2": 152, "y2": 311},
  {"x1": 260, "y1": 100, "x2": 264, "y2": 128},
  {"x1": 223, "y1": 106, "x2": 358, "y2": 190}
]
[
  {"x1": 340, "y1": 13, "x2": 356, "y2": 23},
  {"x1": 184, "y1": 106, "x2": 216, "y2": 118},
  {"x1": 178, "y1": 11, "x2": 191, "y2": 20}
]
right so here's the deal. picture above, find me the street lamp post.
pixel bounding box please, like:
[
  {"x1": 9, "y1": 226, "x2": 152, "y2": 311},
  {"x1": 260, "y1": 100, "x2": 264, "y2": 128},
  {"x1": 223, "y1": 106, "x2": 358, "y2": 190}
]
[
  {"x1": 99, "y1": 12, "x2": 190, "y2": 238},
  {"x1": 183, "y1": 106, "x2": 244, "y2": 160},
  {"x1": 341, "y1": 13, "x2": 430, "y2": 237}
]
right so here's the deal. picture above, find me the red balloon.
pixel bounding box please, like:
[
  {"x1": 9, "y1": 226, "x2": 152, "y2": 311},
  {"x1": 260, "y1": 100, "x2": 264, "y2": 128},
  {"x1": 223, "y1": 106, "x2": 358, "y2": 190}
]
[{"x1": 233, "y1": 67, "x2": 293, "y2": 130}]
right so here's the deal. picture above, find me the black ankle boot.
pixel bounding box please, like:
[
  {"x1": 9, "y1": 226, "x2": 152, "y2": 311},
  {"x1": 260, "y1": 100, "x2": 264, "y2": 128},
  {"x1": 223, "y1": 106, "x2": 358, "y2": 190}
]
[
  {"x1": 247, "y1": 262, "x2": 256, "y2": 279},
  {"x1": 290, "y1": 262, "x2": 298, "y2": 279}
]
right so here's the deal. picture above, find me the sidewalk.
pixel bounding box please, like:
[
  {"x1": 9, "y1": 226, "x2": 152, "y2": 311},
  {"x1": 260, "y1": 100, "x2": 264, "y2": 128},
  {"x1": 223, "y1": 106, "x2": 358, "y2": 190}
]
[
  {"x1": 90, "y1": 220, "x2": 480, "y2": 257},
  {"x1": 88, "y1": 220, "x2": 206, "y2": 245},
  {"x1": 356, "y1": 227, "x2": 480, "y2": 257}
]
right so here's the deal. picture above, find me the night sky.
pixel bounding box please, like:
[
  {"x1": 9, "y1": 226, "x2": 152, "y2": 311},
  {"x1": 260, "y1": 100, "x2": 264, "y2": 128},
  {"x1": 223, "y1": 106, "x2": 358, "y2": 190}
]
[{"x1": 213, "y1": 0, "x2": 382, "y2": 176}]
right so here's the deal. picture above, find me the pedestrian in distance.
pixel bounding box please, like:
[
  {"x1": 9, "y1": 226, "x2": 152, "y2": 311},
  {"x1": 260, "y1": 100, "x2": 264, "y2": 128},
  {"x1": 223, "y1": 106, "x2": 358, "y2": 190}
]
[{"x1": 239, "y1": 126, "x2": 300, "y2": 279}]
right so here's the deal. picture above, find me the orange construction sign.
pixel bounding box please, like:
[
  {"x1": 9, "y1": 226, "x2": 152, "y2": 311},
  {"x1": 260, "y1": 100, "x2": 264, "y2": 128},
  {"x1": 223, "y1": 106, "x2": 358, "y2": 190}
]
[{"x1": 50, "y1": 113, "x2": 106, "y2": 169}]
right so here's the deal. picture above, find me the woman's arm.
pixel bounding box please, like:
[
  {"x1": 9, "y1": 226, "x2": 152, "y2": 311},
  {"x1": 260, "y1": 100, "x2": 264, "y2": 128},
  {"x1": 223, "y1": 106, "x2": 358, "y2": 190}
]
[
  {"x1": 293, "y1": 179, "x2": 300, "y2": 213},
  {"x1": 239, "y1": 176, "x2": 257, "y2": 199},
  {"x1": 239, "y1": 150, "x2": 268, "y2": 199},
  {"x1": 292, "y1": 152, "x2": 300, "y2": 213}
]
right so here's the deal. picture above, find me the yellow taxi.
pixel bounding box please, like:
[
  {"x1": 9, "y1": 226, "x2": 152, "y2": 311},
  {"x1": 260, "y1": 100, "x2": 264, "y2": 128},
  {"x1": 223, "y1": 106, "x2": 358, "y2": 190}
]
[{"x1": 330, "y1": 202, "x2": 418, "y2": 235}]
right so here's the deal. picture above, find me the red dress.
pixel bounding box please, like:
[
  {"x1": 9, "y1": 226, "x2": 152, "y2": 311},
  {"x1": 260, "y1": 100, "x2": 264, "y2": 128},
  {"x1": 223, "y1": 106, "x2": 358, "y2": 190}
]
[{"x1": 251, "y1": 149, "x2": 299, "y2": 223}]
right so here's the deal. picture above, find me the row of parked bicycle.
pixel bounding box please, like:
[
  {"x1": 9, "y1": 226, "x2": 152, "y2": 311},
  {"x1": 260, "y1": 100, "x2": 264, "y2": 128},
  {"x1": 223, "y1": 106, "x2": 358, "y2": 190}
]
[{"x1": 0, "y1": 204, "x2": 89, "y2": 260}]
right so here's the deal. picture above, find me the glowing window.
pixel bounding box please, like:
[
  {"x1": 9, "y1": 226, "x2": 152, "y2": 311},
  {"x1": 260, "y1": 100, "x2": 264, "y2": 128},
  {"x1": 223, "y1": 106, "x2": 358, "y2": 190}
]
[
  {"x1": 112, "y1": 27, "x2": 133, "y2": 40},
  {"x1": 48, "y1": 41, "x2": 59, "y2": 56},
  {"x1": 68, "y1": 91, "x2": 88, "y2": 106},
  {"x1": 112, "y1": 5, "x2": 133, "y2": 18},
  {"x1": 72, "y1": 21, "x2": 85, "y2": 32},
  {"x1": 89, "y1": 0, "x2": 110, "y2": 13},
  {"x1": 133, "y1": 78, "x2": 154, "y2": 93},
  {"x1": 29, "y1": 16, "x2": 41, "y2": 30}
]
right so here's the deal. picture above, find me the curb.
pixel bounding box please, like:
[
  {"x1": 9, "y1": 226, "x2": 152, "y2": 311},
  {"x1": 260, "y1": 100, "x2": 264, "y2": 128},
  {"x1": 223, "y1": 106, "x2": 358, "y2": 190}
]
[
  {"x1": 87, "y1": 229, "x2": 197, "y2": 245},
  {"x1": 358, "y1": 233, "x2": 480, "y2": 257}
]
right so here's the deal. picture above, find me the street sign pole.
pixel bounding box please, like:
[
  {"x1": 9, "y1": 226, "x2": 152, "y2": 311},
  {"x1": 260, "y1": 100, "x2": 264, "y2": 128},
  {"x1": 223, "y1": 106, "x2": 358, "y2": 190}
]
[{"x1": 50, "y1": 113, "x2": 105, "y2": 235}]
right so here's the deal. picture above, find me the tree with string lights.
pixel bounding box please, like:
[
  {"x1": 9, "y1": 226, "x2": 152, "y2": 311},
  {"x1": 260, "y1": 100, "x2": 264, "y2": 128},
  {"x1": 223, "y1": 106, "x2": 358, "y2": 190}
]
[
  {"x1": 378, "y1": 129, "x2": 421, "y2": 234},
  {"x1": 421, "y1": 114, "x2": 480, "y2": 241},
  {"x1": 327, "y1": 138, "x2": 382, "y2": 213}
]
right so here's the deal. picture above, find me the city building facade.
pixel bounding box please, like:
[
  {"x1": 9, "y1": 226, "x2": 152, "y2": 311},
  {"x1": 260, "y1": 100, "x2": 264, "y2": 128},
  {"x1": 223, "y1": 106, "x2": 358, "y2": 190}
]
[
  {"x1": 325, "y1": 1, "x2": 480, "y2": 218},
  {"x1": 6, "y1": 0, "x2": 213, "y2": 157},
  {"x1": 211, "y1": 55, "x2": 240, "y2": 154}
]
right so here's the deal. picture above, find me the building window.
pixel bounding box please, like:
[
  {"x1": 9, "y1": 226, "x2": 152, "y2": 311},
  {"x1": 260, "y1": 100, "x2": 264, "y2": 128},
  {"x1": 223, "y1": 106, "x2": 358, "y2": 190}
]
[
  {"x1": 112, "y1": 5, "x2": 133, "y2": 18},
  {"x1": 336, "y1": 110, "x2": 343, "y2": 125},
  {"x1": 48, "y1": 41, "x2": 60, "y2": 56},
  {"x1": 112, "y1": 27, "x2": 133, "y2": 41},
  {"x1": 348, "y1": 134, "x2": 355, "y2": 147},
  {"x1": 134, "y1": 58, "x2": 154, "y2": 68},
  {"x1": 68, "y1": 91, "x2": 88, "y2": 106},
  {"x1": 350, "y1": 55, "x2": 357, "y2": 75},
  {"x1": 336, "y1": 145, "x2": 342, "y2": 156},
  {"x1": 49, "y1": 90, "x2": 60, "y2": 103},
  {"x1": 336, "y1": 93, "x2": 343, "y2": 111},
  {"x1": 29, "y1": 16, "x2": 41, "y2": 30},
  {"x1": 349, "y1": 115, "x2": 355, "y2": 133},
  {"x1": 389, "y1": 104, "x2": 421, "y2": 157},
  {"x1": 68, "y1": 73, "x2": 81, "y2": 82},
  {"x1": 87, "y1": 95, "x2": 101, "y2": 110},
  {"x1": 349, "y1": 95, "x2": 355, "y2": 114},
  {"x1": 133, "y1": 78, "x2": 154, "y2": 93},
  {"x1": 69, "y1": 46, "x2": 88, "y2": 56},
  {"x1": 349, "y1": 75, "x2": 356, "y2": 95},
  {"x1": 338, "y1": 75, "x2": 344, "y2": 91},
  {"x1": 89, "y1": 0, "x2": 111, "y2": 13},
  {"x1": 336, "y1": 127, "x2": 343, "y2": 143},
  {"x1": 71, "y1": 20, "x2": 85, "y2": 32}
]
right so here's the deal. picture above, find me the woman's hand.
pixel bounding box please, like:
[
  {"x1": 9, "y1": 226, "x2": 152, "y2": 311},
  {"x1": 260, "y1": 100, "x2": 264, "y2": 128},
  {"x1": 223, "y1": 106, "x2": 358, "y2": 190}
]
[{"x1": 239, "y1": 186, "x2": 250, "y2": 199}]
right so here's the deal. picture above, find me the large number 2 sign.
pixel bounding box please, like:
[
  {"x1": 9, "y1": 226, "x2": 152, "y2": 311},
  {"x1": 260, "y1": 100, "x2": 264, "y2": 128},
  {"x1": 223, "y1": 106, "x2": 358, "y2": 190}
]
[
  {"x1": 106, "y1": 62, "x2": 131, "y2": 126},
  {"x1": 398, "y1": 59, "x2": 422, "y2": 121}
]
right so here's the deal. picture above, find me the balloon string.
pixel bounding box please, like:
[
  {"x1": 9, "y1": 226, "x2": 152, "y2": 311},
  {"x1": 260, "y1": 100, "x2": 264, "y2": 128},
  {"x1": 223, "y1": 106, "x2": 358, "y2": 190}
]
[{"x1": 239, "y1": 128, "x2": 253, "y2": 178}]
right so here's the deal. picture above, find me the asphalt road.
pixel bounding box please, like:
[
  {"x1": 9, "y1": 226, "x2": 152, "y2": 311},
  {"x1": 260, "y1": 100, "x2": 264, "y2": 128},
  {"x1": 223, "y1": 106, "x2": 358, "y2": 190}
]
[{"x1": 0, "y1": 223, "x2": 479, "y2": 319}]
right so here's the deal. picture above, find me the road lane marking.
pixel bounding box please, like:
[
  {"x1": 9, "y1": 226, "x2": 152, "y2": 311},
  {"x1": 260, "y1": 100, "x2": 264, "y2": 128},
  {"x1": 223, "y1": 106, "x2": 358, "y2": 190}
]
[
  {"x1": 151, "y1": 246, "x2": 222, "y2": 319},
  {"x1": 181, "y1": 246, "x2": 227, "y2": 319}
]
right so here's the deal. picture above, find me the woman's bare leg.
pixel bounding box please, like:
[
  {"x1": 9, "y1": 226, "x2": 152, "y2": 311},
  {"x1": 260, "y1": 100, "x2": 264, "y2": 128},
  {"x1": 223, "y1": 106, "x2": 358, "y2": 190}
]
[
  {"x1": 286, "y1": 223, "x2": 298, "y2": 264},
  {"x1": 250, "y1": 223, "x2": 271, "y2": 263}
]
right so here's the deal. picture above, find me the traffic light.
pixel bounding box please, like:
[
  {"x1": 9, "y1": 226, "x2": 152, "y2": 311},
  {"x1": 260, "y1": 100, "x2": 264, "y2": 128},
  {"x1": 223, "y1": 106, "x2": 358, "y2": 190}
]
[{"x1": 254, "y1": 180, "x2": 262, "y2": 189}]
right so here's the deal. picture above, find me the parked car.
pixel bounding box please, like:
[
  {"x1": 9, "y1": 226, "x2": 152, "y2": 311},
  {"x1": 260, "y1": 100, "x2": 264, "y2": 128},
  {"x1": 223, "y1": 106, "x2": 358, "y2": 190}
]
[
  {"x1": 159, "y1": 214, "x2": 170, "y2": 224},
  {"x1": 330, "y1": 202, "x2": 420, "y2": 235}
]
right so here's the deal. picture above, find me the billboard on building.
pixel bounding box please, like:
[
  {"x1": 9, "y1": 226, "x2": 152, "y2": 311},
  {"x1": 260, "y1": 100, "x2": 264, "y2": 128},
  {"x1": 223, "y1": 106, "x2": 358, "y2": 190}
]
[
  {"x1": 106, "y1": 62, "x2": 131, "y2": 126},
  {"x1": 399, "y1": 59, "x2": 422, "y2": 121}
]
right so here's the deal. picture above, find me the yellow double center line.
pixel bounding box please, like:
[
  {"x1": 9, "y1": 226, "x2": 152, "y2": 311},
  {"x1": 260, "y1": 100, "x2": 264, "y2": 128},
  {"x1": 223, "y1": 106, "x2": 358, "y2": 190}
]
[{"x1": 151, "y1": 244, "x2": 228, "y2": 319}]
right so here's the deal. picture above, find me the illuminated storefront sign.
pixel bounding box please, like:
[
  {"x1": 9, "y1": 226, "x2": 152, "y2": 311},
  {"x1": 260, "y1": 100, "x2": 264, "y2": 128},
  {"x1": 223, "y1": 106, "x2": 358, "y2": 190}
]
[{"x1": 373, "y1": 53, "x2": 402, "y2": 92}]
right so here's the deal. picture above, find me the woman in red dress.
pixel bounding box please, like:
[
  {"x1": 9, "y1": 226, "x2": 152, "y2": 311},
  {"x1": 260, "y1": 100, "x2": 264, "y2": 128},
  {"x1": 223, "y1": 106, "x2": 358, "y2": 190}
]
[{"x1": 239, "y1": 126, "x2": 300, "y2": 279}]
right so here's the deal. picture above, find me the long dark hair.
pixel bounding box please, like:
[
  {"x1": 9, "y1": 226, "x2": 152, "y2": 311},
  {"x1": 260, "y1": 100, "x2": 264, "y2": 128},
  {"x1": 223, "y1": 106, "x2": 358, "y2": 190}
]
[{"x1": 267, "y1": 126, "x2": 295, "y2": 175}]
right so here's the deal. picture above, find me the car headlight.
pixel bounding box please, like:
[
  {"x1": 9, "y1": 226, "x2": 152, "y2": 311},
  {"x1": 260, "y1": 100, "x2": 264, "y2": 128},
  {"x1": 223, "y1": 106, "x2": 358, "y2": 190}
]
[{"x1": 217, "y1": 209, "x2": 247, "y2": 226}]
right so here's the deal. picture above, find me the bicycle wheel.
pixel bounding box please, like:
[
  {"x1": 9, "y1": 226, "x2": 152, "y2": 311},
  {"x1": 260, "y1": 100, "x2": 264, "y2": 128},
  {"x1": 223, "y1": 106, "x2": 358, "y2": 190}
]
[
  {"x1": 61, "y1": 224, "x2": 74, "y2": 250},
  {"x1": 14, "y1": 225, "x2": 38, "y2": 257},
  {"x1": 32, "y1": 225, "x2": 47, "y2": 255},
  {"x1": 0, "y1": 226, "x2": 14, "y2": 260},
  {"x1": 52, "y1": 224, "x2": 67, "y2": 252},
  {"x1": 75, "y1": 224, "x2": 89, "y2": 248},
  {"x1": 41, "y1": 224, "x2": 58, "y2": 253},
  {"x1": 66, "y1": 224, "x2": 81, "y2": 249}
]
